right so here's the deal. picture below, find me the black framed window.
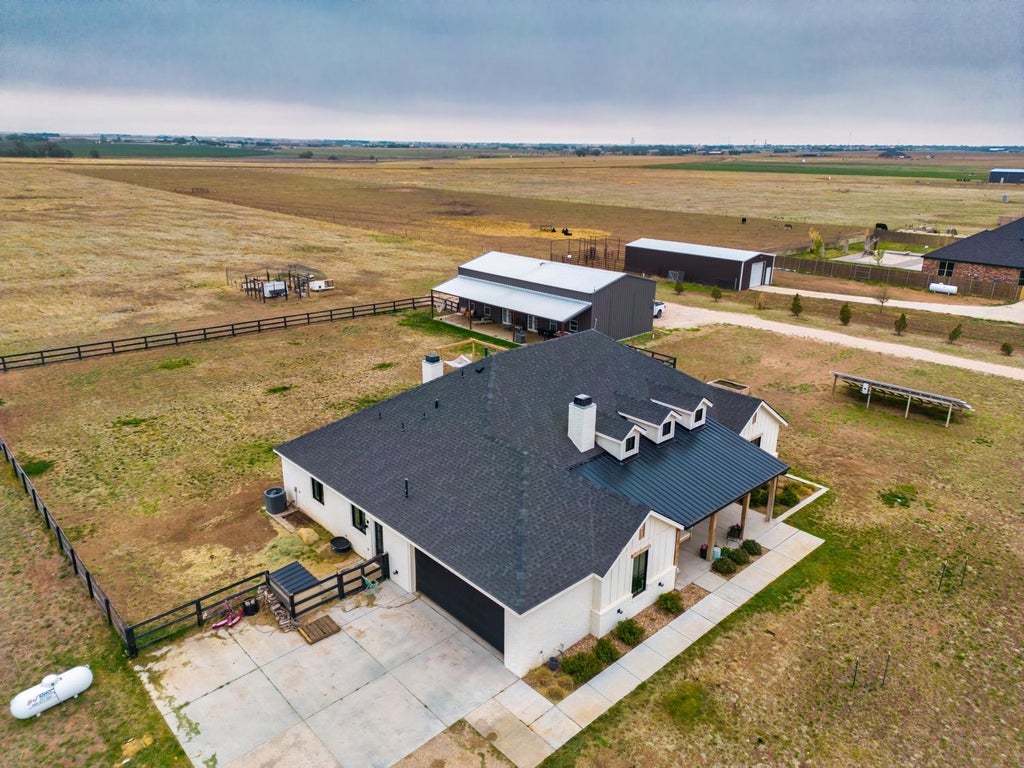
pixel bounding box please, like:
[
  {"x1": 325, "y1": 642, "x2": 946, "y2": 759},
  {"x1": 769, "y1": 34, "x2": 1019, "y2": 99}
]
[
  {"x1": 938, "y1": 260, "x2": 954, "y2": 278},
  {"x1": 352, "y1": 504, "x2": 367, "y2": 533},
  {"x1": 661, "y1": 421, "x2": 672, "y2": 436},
  {"x1": 311, "y1": 478, "x2": 324, "y2": 504},
  {"x1": 694, "y1": 407, "x2": 705, "y2": 423},
  {"x1": 631, "y1": 550, "x2": 649, "y2": 596},
  {"x1": 625, "y1": 435, "x2": 637, "y2": 453},
  {"x1": 1018, "y1": 269, "x2": 1024, "y2": 287}
]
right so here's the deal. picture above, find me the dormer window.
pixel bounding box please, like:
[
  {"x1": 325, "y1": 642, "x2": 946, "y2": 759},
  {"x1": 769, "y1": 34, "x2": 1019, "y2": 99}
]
[
  {"x1": 625, "y1": 435, "x2": 637, "y2": 453},
  {"x1": 661, "y1": 421, "x2": 672, "y2": 437},
  {"x1": 694, "y1": 407, "x2": 705, "y2": 424}
]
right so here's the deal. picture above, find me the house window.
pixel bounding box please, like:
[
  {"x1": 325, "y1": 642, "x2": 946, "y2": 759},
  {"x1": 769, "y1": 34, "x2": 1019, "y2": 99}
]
[
  {"x1": 625, "y1": 435, "x2": 637, "y2": 453},
  {"x1": 1018, "y1": 269, "x2": 1024, "y2": 287},
  {"x1": 483, "y1": 304, "x2": 491, "y2": 318},
  {"x1": 631, "y1": 550, "x2": 649, "y2": 596},
  {"x1": 751, "y1": 435, "x2": 762, "y2": 447},
  {"x1": 694, "y1": 407, "x2": 705, "y2": 423},
  {"x1": 311, "y1": 478, "x2": 324, "y2": 504},
  {"x1": 568, "y1": 319, "x2": 579, "y2": 332},
  {"x1": 351, "y1": 504, "x2": 367, "y2": 533},
  {"x1": 661, "y1": 421, "x2": 672, "y2": 437},
  {"x1": 938, "y1": 260, "x2": 954, "y2": 278},
  {"x1": 549, "y1": 320, "x2": 559, "y2": 331},
  {"x1": 502, "y1": 308, "x2": 511, "y2": 325}
]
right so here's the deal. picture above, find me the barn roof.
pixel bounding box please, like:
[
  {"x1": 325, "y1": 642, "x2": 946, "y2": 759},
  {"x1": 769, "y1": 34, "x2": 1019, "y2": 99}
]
[{"x1": 626, "y1": 238, "x2": 773, "y2": 263}]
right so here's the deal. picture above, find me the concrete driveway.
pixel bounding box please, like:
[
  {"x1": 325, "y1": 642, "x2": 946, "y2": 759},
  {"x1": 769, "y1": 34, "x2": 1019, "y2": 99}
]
[{"x1": 134, "y1": 584, "x2": 525, "y2": 768}]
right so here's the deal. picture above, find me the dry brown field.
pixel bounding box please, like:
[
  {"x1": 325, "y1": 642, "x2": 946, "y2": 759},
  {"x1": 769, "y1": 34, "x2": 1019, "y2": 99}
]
[{"x1": 1, "y1": 155, "x2": 1022, "y2": 766}]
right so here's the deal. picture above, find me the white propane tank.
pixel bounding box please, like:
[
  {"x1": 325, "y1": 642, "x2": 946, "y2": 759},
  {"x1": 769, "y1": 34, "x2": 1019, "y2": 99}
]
[
  {"x1": 929, "y1": 283, "x2": 958, "y2": 295},
  {"x1": 10, "y1": 666, "x2": 93, "y2": 719}
]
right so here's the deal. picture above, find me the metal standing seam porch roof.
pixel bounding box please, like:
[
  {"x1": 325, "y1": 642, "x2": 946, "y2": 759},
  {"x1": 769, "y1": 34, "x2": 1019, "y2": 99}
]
[{"x1": 433, "y1": 275, "x2": 591, "y2": 322}]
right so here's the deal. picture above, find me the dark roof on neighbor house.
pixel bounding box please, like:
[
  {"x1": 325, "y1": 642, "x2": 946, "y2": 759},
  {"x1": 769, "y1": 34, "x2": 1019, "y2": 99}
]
[
  {"x1": 275, "y1": 330, "x2": 787, "y2": 615},
  {"x1": 925, "y1": 218, "x2": 1024, "y2": 270}
]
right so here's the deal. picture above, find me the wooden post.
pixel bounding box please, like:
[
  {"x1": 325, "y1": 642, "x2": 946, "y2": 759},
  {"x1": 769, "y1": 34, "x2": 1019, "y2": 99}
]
[
  {"x1": 766, "y1": 475, "x2": 779, "y2": 521},
  {"x1": 673, "y1": 528, "x2": 681, "y2": 567},
  {"x1": 739, "y1": 493, "x2": 750, "y2": 537},
  {"x1": 705, "y1": 511, "x2": 718, "y2": 560}
]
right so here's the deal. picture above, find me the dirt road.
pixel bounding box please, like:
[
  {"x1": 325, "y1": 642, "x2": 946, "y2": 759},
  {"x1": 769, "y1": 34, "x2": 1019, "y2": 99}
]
[{"x1": 656, "y1": 303, "x2": 1024, "y2": 382}]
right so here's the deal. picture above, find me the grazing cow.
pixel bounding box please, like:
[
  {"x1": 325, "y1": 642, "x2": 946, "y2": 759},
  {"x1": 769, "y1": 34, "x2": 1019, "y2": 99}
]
[{"x1": 741, "y1": 217, "x2": 747, "y2": 224}]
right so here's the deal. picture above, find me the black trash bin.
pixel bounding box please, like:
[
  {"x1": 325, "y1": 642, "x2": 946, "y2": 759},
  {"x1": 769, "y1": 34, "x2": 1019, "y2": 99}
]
[{"x1": 242, "y1": 597, "x2": 259, "y2": 616}]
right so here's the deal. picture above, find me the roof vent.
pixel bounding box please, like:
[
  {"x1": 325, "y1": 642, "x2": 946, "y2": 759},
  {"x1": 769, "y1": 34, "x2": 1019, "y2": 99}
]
[{"x1": 425, "y1": 353, "x2": 440, "y2": 363}]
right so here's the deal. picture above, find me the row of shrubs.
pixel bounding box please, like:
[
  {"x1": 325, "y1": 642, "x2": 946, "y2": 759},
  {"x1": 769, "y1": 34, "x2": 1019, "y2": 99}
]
[
  {"x1": 749, "y1": 482, "x2": 800, "y2": 507},
  {"x1": 560, "y1": 592, "x2": 687, "y2": 684},
  {"x1": 711, "y1": 539, "x2": 763, "y2": 574}
]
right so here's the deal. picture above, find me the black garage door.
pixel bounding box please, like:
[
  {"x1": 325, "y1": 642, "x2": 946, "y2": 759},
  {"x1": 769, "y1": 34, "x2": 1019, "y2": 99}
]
[{"x1": 415, "y1": 550, "x2": 505, "y2": 653}]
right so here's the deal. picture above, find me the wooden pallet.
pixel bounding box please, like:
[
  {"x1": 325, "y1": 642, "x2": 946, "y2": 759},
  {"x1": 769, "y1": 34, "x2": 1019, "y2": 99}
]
[{"x1": 298, "y1": 615, "x2": 341, "y2": 645}]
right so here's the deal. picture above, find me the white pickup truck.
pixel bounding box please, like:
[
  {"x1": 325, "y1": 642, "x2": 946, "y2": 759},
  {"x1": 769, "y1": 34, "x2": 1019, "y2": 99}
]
[{"x1": 652, "y1": 300, "x2": 666, "y2": 318}]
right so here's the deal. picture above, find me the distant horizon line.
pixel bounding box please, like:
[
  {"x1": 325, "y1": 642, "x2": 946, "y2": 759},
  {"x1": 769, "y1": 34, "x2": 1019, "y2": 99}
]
[{"x1": 3, "y1": 131, "x2": 1023, "y2": 152}]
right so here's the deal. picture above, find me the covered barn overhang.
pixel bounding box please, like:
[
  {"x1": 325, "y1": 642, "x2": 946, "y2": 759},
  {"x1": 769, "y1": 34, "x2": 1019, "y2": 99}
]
[{"x1": 433, "y1": 275, "x2": 590, "y2": 323}]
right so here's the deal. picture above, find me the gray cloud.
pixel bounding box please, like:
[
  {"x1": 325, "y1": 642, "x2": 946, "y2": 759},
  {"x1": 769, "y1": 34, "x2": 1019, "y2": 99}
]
[{"x1": 0, "y1": 0, "x2": 1020, "y2": 142}]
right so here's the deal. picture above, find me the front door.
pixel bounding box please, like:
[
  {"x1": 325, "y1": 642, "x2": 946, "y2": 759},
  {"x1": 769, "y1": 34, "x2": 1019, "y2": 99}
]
[
  {"x1": 527, "y1": 315, "x2": 538, "y2": 332},
  {"x1": 373, "y1": 521, "x2": 384, "y2": 556},
  {"x1": 501, "y1": 307, "x2": 511, "y2": 326}
]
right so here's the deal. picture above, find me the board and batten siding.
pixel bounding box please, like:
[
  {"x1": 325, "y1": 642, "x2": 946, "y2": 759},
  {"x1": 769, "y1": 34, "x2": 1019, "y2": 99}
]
[
  {"x1": 594, "y1": 513, "x2": 680, "y2": 637},
  {"x1": 503, "y1": 577, "x2": 595, "y2": 677},
  {"x1": 738, "y1": 404, "x2": 784, "y2": 456}
]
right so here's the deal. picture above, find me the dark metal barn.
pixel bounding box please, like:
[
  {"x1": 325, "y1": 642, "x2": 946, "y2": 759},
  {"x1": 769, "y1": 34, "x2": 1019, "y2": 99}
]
[{"x1": 624, "y1": 238, "x2": 776, "y2": 291}]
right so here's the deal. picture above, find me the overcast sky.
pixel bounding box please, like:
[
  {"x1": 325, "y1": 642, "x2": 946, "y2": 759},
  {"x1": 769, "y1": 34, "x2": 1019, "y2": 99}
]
[{"x1": 1, "y1": 0, "x2": 1021, "y2": 145}]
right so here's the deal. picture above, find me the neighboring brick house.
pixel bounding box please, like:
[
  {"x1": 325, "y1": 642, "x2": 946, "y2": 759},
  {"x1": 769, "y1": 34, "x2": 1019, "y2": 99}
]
[
  {"x1": 274, "y1": 331, "x2": 789, "y2": 676},
  {"x1": 922, "y1": 218, "x2": 1024, "y2": 294}
]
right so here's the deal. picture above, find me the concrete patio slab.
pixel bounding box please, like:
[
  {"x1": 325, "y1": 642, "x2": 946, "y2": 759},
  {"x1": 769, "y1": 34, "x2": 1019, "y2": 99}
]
[
  {"x1": 690, "y1": 592, "x2": 739, "y2": 624},
  {"x1": 225, "y1": 722, "x2": 341, "y2": 768},
  {"x1": 774, "y1": 530, "x2": 825, "y2": 560},
  {"x1": 530, "y1": 706, "x2": 581, "y2": 750},
  {"x1": 176, "y1": 668, "x2": 301, "y2": 766},
  {"x1": 135, "y1": 631, "x2": 257, "y2": 714},
  {"x1": 307, "y1": 673, "x2": 445, "y2": 768},
  {"x1": 263, "y1": 629, "x2": 386, "y2": 719},
  {"x1": 230, "y1": 619, "x2": 309, "y2": 667},
  {"x1": 643, "y1": 624, "x2": 694, "y2": 661},
  {"x1": 495, "y1": 680, "x2": 553, "y2": 726},
  {"x1": 465, "y1": 699, "x2": 553, "y2": 768},
  {"x1": 616, "y1": 641, "x2": 670, "y2": 681},
  {"x1": 756, "y1": 522, "x2": 798, "y2": 550},
  {"x1": 587, "y1": 660, "x2": 642, "y2": 702},
  {"x1": 557, "y1": 683, "x2": 612, "y2": 728},
  {"x1": 392, "y1": 631, "x2": 517, "y2": 726},
  {"x1": 669, "y1": 609, "x2": 716, "y2": 641},
  {"x1": 714, "y1": 579, "x2": 755, "y2": 607},
  {"x1": 343, "y1": 595, "x2": 458, "y2": 668}
]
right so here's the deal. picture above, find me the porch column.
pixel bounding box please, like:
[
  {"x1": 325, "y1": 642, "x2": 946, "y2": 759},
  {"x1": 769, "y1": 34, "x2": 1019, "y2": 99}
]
[
  {"x1": 765, "y1": 475, "x2": 779, "y2": 522},
  {"x1": 739, "y1": 492, "x2": 750, "y2": 537},
  {"x1": 673, "y1": 529, "x2": 681, "y2": 567},
  {"x1": 705, "y1": 511, "x2": 718, "y2": 560}
]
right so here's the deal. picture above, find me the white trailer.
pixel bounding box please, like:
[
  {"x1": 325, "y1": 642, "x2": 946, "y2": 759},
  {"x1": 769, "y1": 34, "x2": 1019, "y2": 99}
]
[{"x1": 309, "y1": 279, "x2": 335, "y2": 292}]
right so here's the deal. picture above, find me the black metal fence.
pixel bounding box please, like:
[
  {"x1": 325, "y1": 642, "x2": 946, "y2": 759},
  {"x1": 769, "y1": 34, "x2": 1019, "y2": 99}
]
[
  {"x1": 0, "y1": 434, "x2": 134, "y2": 649},
  {"x1": 626, "y1": 345, "x2": 676, "y2": 368},
  {"x1": 0, "y1": 296, "x2": 434, "y2": 372},
  {"x1": 2, "y1": 429, "x2": 391, "y2": 657},
  {"x1": 774, "y1": 255, "x2": 1021, "y2": 301}
]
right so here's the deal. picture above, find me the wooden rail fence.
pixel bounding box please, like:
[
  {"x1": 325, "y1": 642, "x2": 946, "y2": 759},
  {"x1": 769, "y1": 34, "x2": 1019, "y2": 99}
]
[{"x1": 0, "y1": 296, "x2": 434, "y2": 372}]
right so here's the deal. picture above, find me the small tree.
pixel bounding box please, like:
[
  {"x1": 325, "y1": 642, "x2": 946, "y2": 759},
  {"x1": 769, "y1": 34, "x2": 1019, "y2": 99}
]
[
  {"x1": 673, "y1": 279, "x2": 684, "y2": 295},
  {"x1": 948, "y1": 323, "x2": 963, "y2": 344},
  {"x1": 876, "y1": 285, "x2": 890, "y2": 312},
  {"x1": 808, "y1": 227, "x2": 824, "y2": 259},
  {"x1": 756, "y1": 293, "x2": 768, "y2": 311},
  {"x1": 790, "y1": 293, "x2": 803, "y2": 317},
  {"x1": 88, "y1": 148, "x2": 100, "y2": 159},
  {"x1": 894, "y1": 313, "x2": 908, "y2": 336},
  {"x1": 839, "y1": 302, "x2": 852, "y2": 326},
  {"x1": 298, "y1": 150, "x2": 313, "y2": 159},
  {"x1": 1001, "y1": 341, "x2": 1014, "y2": 356},
  {"x1": 710, "y1": 287, "x2": 722, "y2": 302}
]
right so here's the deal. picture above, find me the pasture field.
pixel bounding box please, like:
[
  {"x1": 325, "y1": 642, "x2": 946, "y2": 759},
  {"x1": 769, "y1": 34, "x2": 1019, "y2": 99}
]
[
  {"x1": 544, "y1": 325, "x2": 1024, "y2": 767},
  {"x1": 0, "y1": 155, "x2": 1022, "y2": 765}
]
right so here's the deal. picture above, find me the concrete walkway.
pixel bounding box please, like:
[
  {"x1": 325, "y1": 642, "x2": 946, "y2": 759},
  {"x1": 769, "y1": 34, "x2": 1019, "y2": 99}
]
[
  {"x1": 135, "y1": 521, "x2": 823, "y2": 768},
  {"x1": 656, "y1": 303, "x2": 1024, "y2": 382}
]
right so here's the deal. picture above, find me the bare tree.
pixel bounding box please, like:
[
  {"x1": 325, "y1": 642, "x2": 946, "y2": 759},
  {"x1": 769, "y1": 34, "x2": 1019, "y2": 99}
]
[{"x1": 877, "y1": 285, "x2": 891, "y2": 312}]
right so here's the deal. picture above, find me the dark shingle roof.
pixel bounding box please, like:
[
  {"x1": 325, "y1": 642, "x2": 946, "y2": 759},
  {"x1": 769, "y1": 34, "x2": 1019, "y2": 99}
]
[
  {"x1": 615, "y1": 394, "x2": 674, "y2": 426},
  {"x1": 596, "y1": 412, "x2": 636, "y2": 440},
  {"x1": 926, "y1": 218, "x2": 1024, "y2": 269},
  {"x1": 276, "y1": 330, "x2": 787, "y2": 614}
]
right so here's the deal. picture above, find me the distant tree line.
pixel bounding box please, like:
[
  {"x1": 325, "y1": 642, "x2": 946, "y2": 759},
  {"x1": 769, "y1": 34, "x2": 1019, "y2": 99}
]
[{"x1": 1, "y1": 136, "x2": 73, "y2": 158}]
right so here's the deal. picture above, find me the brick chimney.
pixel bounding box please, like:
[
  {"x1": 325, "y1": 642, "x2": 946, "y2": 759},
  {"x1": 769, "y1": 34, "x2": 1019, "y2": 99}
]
[{"x1": 568, "y1": 394, "x2": 596, "y2": 452}]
